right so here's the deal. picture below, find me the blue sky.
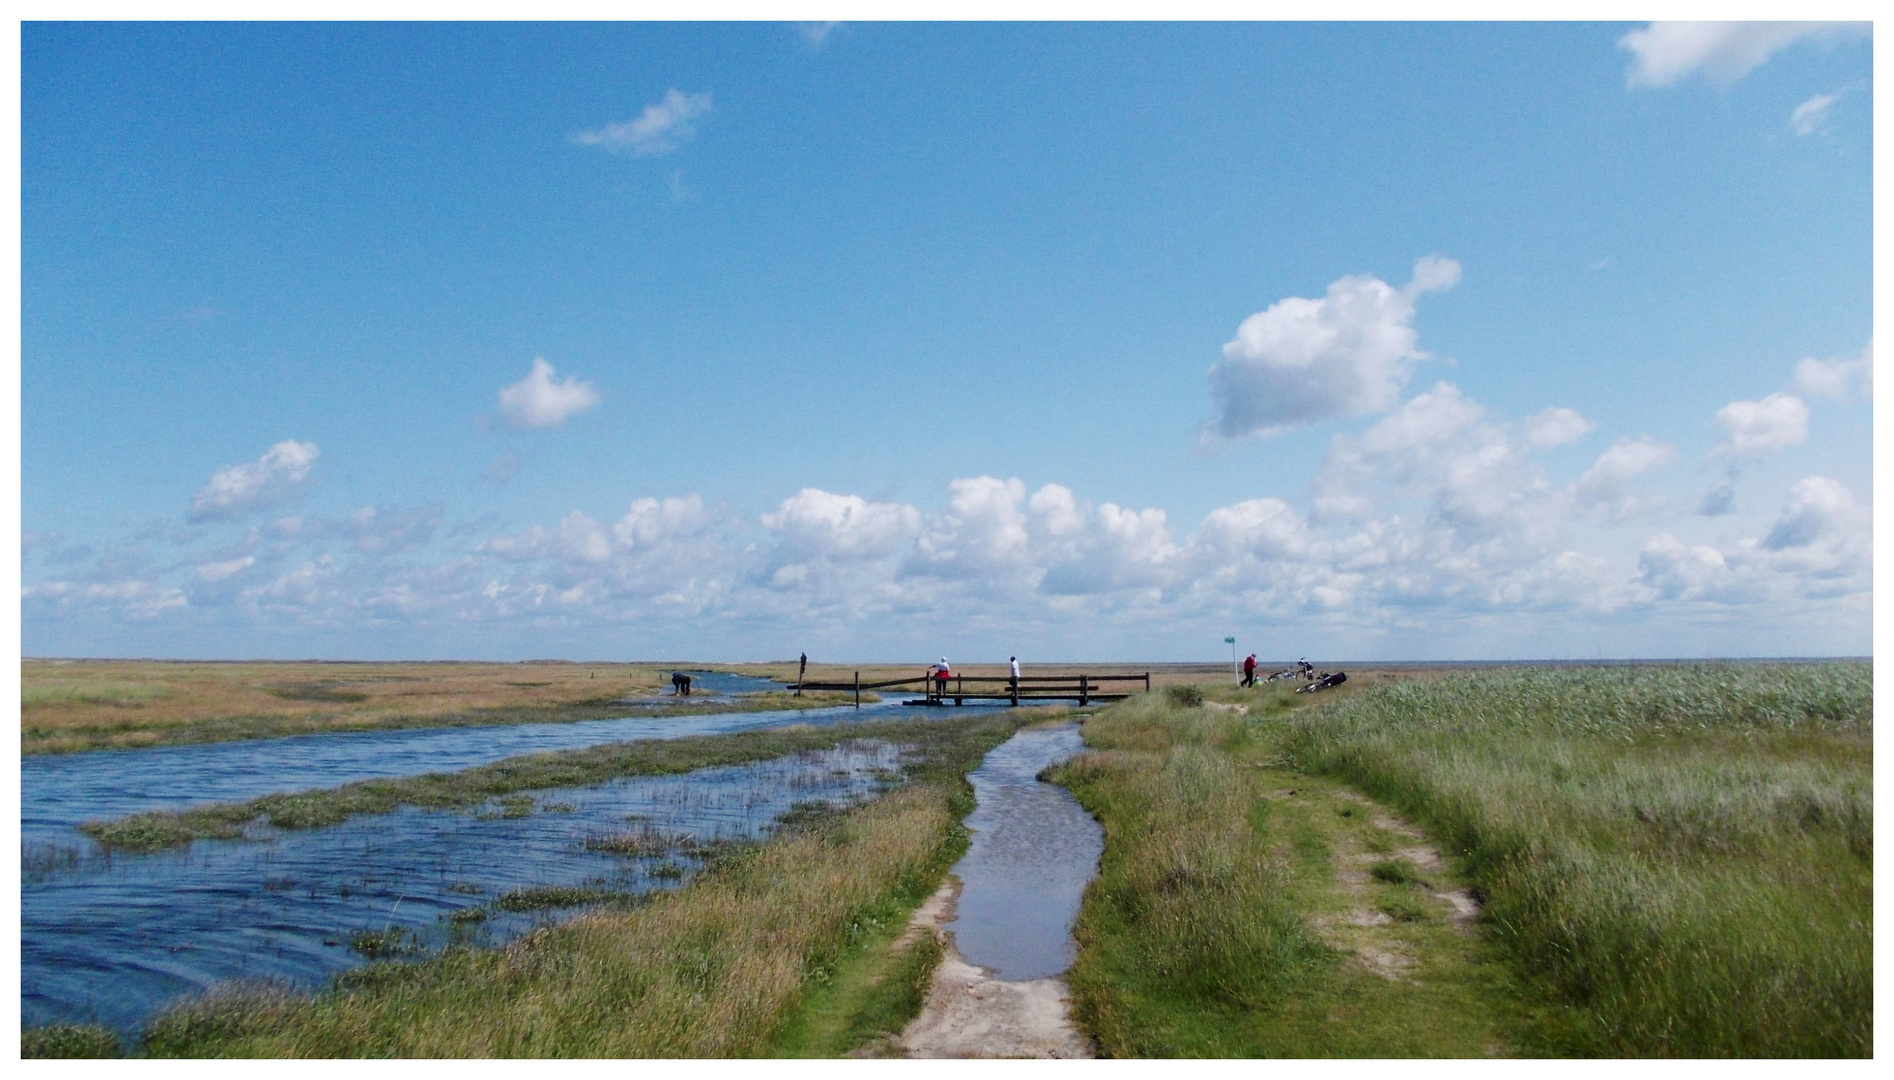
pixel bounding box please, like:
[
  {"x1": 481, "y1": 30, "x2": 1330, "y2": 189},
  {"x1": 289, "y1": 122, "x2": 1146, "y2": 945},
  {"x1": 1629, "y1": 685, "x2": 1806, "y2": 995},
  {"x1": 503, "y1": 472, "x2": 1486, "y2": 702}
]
[{"x1": 20, "y1": 21, "x2": 1873, "y2": 661}]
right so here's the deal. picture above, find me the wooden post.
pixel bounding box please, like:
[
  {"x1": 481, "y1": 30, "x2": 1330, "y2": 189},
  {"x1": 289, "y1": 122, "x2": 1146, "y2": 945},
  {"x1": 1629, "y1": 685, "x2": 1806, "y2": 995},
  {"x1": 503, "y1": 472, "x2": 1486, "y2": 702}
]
[
  {"x1": 1080, "y1": 673, "x2": 1089, "y2": 706},
  {"x1": 955, "y1": 675, "x2": 962, "y2": 706},
  {"x1": 853, "y1": 671, "x2": 860, "y2": 710},
  {"x1": 1144, "y1": 672, "x2": 1150, "y2": 692}
]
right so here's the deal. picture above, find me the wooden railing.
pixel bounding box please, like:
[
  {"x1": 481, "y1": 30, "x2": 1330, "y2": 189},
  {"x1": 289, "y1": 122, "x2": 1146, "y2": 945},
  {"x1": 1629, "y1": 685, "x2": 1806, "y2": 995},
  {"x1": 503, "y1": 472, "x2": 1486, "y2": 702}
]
[{"x1": 790, "y1": 671, "x2": 1151, "y2": 708}]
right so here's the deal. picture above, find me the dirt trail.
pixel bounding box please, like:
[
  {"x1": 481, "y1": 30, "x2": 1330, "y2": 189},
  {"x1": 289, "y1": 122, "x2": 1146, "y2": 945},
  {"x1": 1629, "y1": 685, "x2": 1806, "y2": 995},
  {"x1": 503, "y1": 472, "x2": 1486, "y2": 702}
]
[
  {"x1": 1307, "y1": 788, "x2": 1482, "y2": 981},
  {"x1": 889, "y1": 879, "x2": 1094, "y2": 1059}
]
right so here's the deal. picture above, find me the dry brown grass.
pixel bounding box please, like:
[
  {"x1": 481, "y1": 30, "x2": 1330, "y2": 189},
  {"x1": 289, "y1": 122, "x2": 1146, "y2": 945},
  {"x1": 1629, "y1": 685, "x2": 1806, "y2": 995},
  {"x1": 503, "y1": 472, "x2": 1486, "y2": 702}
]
[
  {"x1": 21, "y1": 660, "x2": 759, "y2": 754},
  {"x1": 736, "y1": 660, "x2": 1377, "y2": 691},
  {"x1": 22, "y1": 657, "x2": 1424, "y2": 755}
]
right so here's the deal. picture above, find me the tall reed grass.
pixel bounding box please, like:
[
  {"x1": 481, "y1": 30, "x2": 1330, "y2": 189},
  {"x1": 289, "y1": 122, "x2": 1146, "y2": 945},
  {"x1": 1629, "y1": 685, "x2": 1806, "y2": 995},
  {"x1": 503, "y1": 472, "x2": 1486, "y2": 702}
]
[{"x1": 1272, "y1": 663, "x2": 1871, "y2": 1056}]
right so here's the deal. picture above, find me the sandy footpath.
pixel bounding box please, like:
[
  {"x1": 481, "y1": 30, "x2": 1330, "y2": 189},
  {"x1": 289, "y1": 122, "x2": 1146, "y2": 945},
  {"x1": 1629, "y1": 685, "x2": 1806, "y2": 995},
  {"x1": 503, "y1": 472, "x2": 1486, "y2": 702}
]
[{"x1": 888, "y1": 879, "x2": 1094, "y2": 1059}]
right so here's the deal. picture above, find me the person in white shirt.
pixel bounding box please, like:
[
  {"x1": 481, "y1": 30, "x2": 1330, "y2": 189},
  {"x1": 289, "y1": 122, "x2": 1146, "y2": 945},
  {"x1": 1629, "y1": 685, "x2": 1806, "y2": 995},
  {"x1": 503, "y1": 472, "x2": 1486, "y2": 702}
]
[{"x1": 1009, "y1": 656, "x2": 1020, "y2": 691}]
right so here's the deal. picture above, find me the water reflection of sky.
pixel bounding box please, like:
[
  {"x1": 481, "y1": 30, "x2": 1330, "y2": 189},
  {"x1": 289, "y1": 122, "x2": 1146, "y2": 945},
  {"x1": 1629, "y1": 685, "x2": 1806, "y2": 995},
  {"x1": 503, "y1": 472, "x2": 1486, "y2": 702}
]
[
  {"x1": 22, "y1": 695, "x2": 930, "y2": 847},
  {"x1": 943, "y1": 724, "x2": 1101, "y2": 980},
  {"x1": 23, "y1": 741, "x2": 911, "y2": 1040}
]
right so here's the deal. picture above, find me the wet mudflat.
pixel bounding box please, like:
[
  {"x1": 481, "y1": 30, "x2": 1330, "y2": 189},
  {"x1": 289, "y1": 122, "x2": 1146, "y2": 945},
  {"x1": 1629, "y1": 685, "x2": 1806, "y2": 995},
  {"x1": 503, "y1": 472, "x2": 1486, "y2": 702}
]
[
  {"x1": 23, "y1": 740, "x2": 911, "y2": 1039},
  {"x1": 942, "y1": 723, "x2": 1101, "y2": 980}
]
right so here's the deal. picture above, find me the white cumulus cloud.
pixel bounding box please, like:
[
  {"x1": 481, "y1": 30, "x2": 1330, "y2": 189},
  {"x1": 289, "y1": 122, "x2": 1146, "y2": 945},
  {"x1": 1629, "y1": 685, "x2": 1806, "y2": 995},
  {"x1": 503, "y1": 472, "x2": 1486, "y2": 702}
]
[
  {"x1": 1642, "y1": 476, "x2": 1871, "y2": 604},
  {"x1": 1713, "y1": 392, "x2": 1809, "y2": 457},
  {"x1": 1619, "y1": 21, "x2": 1869, "y2": 89},
  {"x1": 572, "y1": 90, "x2": 713, "y2": 157},
  {"x1": 1576, "y1": 436, "x2": 1678, "y2": 519},
  {"x1": 763, "y1": 489, "x2": 922, "y2": 565},
  {"x1": 497, "y1": 358, "x2": 599, "y2": 429},
  {"x1": 615, "y1": 495, "x2": 710, "y2": 549},
  {"x1": 1522, "y1": 406, "x2": 1596, "y2": 449},
  {"x1": 189, "y1": 440, "x2": 320, "y2": 521},
  {"x1": 1206, "y1": 256, "x2": 1460, "y2": 440},
  {"x1": 1794, "y1": 342, "x2": 1872, "y2": 400},
  {"x1": 1761, "y1": 475, "x2": 1869, "y2": 555}
]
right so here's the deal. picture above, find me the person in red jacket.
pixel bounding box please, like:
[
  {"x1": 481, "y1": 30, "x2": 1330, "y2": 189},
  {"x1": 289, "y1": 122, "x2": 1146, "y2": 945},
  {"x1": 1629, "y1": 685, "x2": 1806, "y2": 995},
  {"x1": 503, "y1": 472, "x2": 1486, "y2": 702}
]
[{"x1": 1242, "y1": 653, "x2": 1258, "y2": 687}]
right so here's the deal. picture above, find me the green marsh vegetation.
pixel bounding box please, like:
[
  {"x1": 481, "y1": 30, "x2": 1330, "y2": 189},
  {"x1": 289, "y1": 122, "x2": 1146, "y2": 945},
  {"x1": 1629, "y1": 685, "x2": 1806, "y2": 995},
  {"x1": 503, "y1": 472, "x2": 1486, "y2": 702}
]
[
  {"x1": 79, "y1": 712, "x2": 1018, "y2": 1057},
  {"x1": 83, "y1": 716, "x2": 968, "y2": 852},
  {"x1": 1275, "y1": 663, "x2": 1872, "y2": 1057},
  {"x1": 22, "y1": 1024, "x2": 124, "y2": 1059},
  {"x1": 1054, "y1": 662, "x2": 1870, "y2": 1057},
  {"x1": 1051, "y1": 684, "x2": 1532, "y2": 1057}
]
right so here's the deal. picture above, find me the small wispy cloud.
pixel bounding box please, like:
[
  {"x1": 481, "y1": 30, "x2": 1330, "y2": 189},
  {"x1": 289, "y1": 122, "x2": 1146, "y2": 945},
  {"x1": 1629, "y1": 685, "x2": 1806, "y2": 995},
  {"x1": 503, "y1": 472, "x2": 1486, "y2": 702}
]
[
  {"x1": 482, "y1": 453, "x2": 521, "y2": 486},
  {"x1": 1619, "y1": 21, "x2": 1868, "y2": 89},
  {"x1": 799, "y1": 22, "x2": 841, "y2": 50},
  {"x1": 572, "y1": 89, "x2": 713, "y2": 157},
  {"x1": 497, "y1": 358, "x2": 599, "y2": 430},
  {"x1": 1790, "y1": 92, "x2": 1839, "y2": 135}
]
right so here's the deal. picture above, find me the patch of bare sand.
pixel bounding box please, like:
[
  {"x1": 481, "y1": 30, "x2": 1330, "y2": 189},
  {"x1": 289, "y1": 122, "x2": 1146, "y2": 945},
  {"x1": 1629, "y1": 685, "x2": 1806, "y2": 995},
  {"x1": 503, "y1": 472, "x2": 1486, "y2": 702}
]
[{"x1": 886, "y1": 879, "x2": 1094, "y2": 1059}]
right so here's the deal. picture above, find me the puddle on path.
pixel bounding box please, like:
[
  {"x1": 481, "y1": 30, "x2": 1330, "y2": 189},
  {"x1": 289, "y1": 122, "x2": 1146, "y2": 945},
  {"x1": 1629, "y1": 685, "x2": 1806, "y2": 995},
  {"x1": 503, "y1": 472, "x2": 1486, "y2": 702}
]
[
  {"x1": 941, "y1": 724, "x2": 1101, "y2": 980},
  {"x1": 22, "y1": 740, "x2": 911, "y2": 1040}
]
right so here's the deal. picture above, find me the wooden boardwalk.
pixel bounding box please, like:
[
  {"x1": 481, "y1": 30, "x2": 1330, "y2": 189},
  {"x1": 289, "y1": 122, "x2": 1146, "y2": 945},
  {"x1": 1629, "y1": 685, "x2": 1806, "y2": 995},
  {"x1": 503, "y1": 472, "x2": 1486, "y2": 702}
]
[{"x1": 790, "y1": 671, "x2": 1150, "y2": 708}]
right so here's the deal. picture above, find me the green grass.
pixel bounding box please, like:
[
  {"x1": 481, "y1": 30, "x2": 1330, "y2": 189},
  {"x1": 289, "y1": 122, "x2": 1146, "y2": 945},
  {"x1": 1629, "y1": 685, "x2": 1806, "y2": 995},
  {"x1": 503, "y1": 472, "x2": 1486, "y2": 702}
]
[
  {"x1": 83, "y1": 715, "x2": 977, "y2": 852},
  {"x1": 1369, "y1": 859, "x2": 1422, "y2": 885},
  {"x1": 127, "y1": 712, "x2": 1015, "y2": 1057},
  {"x1": 1049, "y1": 686, "x2": 1532, "y2": 1057},
  {"x1": 348, "y1": 927, "x2": 419, "y2": 959},
  {"x1": 765, "y1": 875, "x2": 949, "y2": 1057},
  {"x1": 491, "y1": 885, "x2": 631, "y2": 912},
  {"x1": 22, "y1": 1024, "x2": 124, "y2": 1059},
  {"x1": 1270, "y1": 662, "x2": 1872, "y2": 1057}
]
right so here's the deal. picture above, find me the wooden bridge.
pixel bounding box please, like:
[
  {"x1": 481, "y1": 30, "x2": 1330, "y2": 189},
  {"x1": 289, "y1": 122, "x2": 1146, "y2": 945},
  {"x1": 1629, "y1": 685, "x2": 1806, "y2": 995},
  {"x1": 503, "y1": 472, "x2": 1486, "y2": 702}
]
[{"x1": 789, "y1": 671, "x2": 1151, "y2": 708}]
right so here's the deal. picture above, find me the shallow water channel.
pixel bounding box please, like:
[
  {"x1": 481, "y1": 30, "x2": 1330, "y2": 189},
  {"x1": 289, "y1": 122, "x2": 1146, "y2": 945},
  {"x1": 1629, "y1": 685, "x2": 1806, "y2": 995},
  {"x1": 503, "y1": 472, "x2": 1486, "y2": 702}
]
[
  {"x1": 942, "y1": 723, "x2": 1102, "y2": 980},
  {"x1": 20, "y1": 679, "x2": 1016, "y2": 1039},
  {"x1": 23, "y1": 739, "x2": 912, "y2": 1038},
  {"x1": 23, "y1": 679, "x2": 913, "y2": 849}
]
